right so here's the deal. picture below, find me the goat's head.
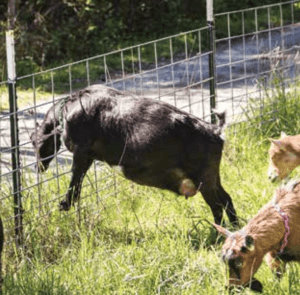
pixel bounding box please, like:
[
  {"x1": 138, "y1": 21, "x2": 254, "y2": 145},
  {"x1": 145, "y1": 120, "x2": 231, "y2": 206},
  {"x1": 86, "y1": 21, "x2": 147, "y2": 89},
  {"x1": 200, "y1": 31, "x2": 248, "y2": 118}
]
[
  {"x1": 268, "y1": 132, "x2": 300, "y2": 182},
  {"x1": 30, "y1": 122, "x2": 61, "y2": 172},
  {"x1": 214, "y1": 224, "x2": 263, "y2": 293}
]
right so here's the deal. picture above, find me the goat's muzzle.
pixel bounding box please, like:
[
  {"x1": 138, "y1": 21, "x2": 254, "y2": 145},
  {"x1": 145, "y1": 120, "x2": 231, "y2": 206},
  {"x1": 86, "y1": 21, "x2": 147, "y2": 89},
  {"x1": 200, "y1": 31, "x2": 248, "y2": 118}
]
[
  {"x1": 226, "y1": 278, "x2": 263, "y2": 293},
  {"x1": 245, "y1": 278, "x2": 263, "y2": 293},
  {"x1": 35, "y1": 161, "x2": 49, "y2": 173}
]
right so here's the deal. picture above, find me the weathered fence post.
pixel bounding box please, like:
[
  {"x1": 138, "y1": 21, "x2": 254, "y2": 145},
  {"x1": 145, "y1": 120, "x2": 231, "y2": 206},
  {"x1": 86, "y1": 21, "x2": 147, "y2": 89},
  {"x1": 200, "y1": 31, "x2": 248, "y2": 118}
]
[
  {"x1": 207, "y1": 0, "x2": 216, "y2": 123},
  {"x1": 6, "y1": 30, "x2": 23, "y2": 247}
]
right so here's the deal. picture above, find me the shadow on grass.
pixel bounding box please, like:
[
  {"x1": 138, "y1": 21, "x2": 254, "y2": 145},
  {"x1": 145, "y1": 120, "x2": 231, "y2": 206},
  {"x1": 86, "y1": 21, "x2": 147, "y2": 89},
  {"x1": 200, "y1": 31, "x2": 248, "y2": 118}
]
[{"x1": 3, "y1": 271, "x2": 72, "y2": 295}]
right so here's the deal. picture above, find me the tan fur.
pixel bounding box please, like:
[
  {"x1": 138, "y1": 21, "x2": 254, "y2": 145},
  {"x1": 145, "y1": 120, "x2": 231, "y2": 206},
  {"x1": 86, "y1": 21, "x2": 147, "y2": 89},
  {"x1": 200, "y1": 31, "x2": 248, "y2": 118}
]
[
  {"x1": 268, "y1": 134, "x2": 300, "y2": 180},
  {"x1": 215, "y1": 181, "x2": 300, "y2": 288}
]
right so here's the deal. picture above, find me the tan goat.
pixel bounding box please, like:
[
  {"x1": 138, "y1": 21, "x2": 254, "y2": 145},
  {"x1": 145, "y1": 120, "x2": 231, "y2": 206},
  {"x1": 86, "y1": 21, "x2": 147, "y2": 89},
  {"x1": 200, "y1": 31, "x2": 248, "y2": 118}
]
[
  {"x1": 214, "y1": 180, "x2": 300, "y2": 292},
  {"x1": 268, "y1": 131, "x2": 300, "y2": 181}
]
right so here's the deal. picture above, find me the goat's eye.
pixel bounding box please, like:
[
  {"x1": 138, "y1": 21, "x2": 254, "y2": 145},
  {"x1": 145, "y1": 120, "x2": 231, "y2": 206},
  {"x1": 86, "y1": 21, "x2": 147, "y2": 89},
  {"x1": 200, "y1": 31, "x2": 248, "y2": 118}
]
[{"x1": 240, "y1": 246, "x2": 247, "y2": 253}]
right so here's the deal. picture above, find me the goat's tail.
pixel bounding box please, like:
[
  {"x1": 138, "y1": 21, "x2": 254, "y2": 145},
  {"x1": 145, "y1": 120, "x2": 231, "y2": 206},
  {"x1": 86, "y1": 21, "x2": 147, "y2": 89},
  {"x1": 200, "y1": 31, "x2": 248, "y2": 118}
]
[
  {"x1": 212, "y1": 110, "x2": 226, "y2": 128},
  {"x1": 211, "y1": 110, "x2": 226, "y2": 139}
]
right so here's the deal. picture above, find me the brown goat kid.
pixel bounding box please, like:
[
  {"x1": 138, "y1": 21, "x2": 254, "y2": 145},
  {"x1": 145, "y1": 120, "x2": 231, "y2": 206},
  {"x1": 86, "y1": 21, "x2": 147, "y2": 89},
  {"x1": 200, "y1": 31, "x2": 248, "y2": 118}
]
[
  {"x1": 268, "y1": 131, "x2": 300, "y2": 181},
  {"x1": 214, "y1": 180, "x2": 300, "y2": 293}
]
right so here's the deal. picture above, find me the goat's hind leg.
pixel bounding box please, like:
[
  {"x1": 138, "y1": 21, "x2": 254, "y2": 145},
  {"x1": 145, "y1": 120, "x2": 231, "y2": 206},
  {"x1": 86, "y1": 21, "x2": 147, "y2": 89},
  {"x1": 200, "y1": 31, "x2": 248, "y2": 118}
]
[
  {"x1": 199, "y1": 184, "x2": 225, "y2": 225},
  {"x1": 60, "y1": 148, "x2": 93, "y2": 211},
  {"x1": 217, "y1": 182, "x2": 238, "y2": 226}
]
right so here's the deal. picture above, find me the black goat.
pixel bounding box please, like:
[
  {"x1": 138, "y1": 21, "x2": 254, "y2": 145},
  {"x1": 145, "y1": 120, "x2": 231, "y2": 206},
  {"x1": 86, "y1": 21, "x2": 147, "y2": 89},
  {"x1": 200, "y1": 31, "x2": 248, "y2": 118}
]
[{"x1": 30, "y1": 85, "x2": 237, "y2": 225}]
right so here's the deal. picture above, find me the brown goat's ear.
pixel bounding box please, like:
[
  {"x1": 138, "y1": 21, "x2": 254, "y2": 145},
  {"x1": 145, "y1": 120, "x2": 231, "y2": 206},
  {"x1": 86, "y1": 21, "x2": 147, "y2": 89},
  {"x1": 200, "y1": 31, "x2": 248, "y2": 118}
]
[
  {"x1": 270, "y1": 139, "x2": 283, "y2": 148},
  {"x1": 213, "y1": 223, "x2": 232, "y2": 237},
  {"x1": 268, "y1": 138, "x2": 277, "y2": 144},
  {"x1": 245, "y1": 235, "x2": 255, "y2": 250},
  {"x1": 270, "y1": 139, "x2": 288, "y2": 151}
]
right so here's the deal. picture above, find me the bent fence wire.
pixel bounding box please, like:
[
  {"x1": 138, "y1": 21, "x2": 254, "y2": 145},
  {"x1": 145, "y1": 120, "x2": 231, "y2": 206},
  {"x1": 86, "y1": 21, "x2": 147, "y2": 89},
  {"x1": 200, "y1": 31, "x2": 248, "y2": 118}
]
[{"x1": 0, "y1": 0, "x2": 300, "y2": 248}]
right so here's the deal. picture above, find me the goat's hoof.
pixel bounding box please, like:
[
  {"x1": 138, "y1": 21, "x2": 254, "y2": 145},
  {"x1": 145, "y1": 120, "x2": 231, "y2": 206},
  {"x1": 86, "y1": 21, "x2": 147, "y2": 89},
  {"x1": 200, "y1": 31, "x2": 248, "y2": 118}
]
[{"x1": 59, "y1": 200, "x2": 71, "y2": 211}]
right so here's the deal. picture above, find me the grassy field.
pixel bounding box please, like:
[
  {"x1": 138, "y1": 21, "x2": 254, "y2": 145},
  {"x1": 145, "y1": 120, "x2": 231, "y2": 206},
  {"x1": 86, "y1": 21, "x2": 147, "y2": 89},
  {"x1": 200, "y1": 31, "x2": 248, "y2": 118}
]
[{"x1": 2, "y1": 84, "x2": 300, "y2": 294}]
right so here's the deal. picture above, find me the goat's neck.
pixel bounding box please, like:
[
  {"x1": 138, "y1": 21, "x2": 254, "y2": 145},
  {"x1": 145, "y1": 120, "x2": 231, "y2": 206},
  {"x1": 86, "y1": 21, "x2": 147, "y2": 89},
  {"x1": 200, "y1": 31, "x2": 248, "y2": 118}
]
[{"x1": 245, "y1": 204, "x2": 286, "y2": 254}]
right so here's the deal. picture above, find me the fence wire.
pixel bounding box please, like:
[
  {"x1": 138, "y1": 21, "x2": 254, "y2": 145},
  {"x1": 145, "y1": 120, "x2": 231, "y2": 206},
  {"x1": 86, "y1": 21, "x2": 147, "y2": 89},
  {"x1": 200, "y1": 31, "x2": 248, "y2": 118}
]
[
  {"x1": 1, "y1": 25, "x2": 215, "y2": 247},
  {"x1": 0, "y1": 0, "x2": 300, "y2": 250},
  {"x1": 214, "y1": 0, "x2": 300, "y2": 123}
]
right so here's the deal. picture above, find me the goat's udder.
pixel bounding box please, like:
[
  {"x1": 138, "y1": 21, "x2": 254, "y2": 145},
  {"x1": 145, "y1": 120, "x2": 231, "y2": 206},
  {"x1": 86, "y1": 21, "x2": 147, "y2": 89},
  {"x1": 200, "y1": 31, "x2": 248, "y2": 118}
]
[{"x1": 180, "y1": 178, "x2": 197, "y2": 199}]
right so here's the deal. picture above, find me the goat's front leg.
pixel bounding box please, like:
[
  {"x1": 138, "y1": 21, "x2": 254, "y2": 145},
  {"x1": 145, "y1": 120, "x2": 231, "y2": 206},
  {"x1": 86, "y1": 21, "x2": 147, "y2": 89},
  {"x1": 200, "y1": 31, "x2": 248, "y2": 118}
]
[
  {"x1": 265, "y1": 252, "x2": 286, "y2": 279},
  {"x1": 60, "y1": 147, "x2": 93, "y2": 211}
]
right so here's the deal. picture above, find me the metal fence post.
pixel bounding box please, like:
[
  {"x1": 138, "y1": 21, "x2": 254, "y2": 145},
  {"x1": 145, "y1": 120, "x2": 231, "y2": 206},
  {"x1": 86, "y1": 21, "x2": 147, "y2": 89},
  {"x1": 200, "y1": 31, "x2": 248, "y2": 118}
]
[
  {"x1": 6, "y1": 30, "x2": 23, "y2": 247},
  {"x1": 207, "y1": 0, "x2": 216, "y2": 123}
]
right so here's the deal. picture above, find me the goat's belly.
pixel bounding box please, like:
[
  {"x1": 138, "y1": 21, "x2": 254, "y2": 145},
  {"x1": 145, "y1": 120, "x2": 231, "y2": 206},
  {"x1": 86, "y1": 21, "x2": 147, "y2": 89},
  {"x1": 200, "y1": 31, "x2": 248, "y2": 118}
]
[{"x1": 121, "y1": 166, "x2": 197, "y2": 197}]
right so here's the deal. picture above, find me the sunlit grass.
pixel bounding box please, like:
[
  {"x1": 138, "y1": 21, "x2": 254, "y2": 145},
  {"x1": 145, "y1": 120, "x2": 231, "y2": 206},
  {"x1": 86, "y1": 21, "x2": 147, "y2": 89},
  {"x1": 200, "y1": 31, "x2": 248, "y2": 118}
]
[{"x1": 0, "y1": 84, "x2": 54, "y2": 111}]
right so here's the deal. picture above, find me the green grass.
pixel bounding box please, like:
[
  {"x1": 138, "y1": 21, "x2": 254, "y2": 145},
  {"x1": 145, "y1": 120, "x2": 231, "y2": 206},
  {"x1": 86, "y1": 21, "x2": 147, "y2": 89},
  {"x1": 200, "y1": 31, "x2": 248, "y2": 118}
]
[
  {"x1": 2, "y1": 81, "x2": 300, "y2": 294},
  {"x1": 0, "y1": 84, "x2": 53, "y2": 111}
]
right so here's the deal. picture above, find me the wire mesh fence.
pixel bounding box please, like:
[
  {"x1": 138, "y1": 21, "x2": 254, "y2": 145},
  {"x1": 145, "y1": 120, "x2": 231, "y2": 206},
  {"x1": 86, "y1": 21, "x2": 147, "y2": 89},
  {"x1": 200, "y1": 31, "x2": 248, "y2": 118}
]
[
  {"x1": 1, "y1": 25, "x2": 216, "y2": 248},
  {"x1": 214, "y1": 1, "x2": 300, "y2": 124},
  {"x1": 0, "y1": 0, "x2": 300, "y2": 251}
]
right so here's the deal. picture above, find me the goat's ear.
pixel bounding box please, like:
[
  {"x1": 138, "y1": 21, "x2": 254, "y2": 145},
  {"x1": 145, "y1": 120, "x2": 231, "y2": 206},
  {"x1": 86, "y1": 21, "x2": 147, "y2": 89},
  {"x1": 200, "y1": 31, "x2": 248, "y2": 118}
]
[
  {"x1": 213, "y1": 223, "x2": 232, "y2": 237},
  {"x1": 270, "y1": 139, "x2": 287, "y2": 151},
  {"x1": 280, "y1": 131, "x2": 287, "y2": 139},
  {"x1": 270, "y1": 139, "x2": 282, "y2": 147},
  {"x1": 268, "y1": 138, "x2": 276, "y2": 144},
  {"x1": 245, "y1": 235, "x2": 255, "y2": 250}
]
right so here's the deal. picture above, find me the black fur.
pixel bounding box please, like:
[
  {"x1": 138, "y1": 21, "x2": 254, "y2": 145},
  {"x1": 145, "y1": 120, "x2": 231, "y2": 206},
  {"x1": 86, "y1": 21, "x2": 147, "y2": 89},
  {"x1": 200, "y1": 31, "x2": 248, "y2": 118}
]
[
  {"x1": 277, "y1": 250, "x2": 298, "y2": 262},
  {"x1": 246, "y1": 278, "x2": 263, "y2": 293},
  {"x1": 31, "y1": 85, "x2": 237, "y2": 225}
]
